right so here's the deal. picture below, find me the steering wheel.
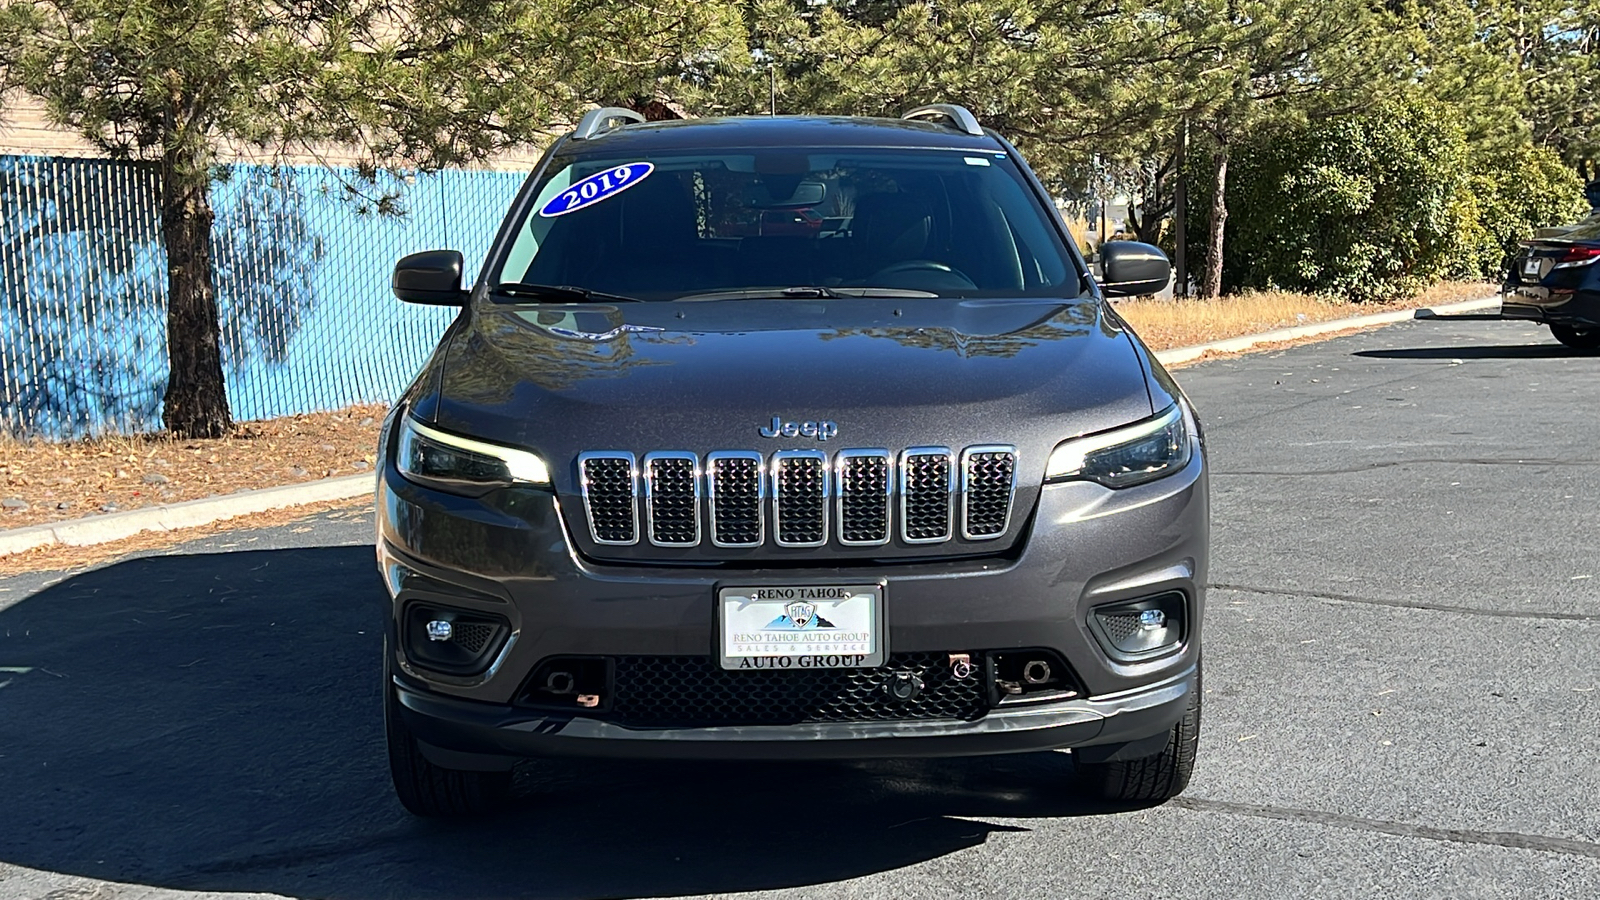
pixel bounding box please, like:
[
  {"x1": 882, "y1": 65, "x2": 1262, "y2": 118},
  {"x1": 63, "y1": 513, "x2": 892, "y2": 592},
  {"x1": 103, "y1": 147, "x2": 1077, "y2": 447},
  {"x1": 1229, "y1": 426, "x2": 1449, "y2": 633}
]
[{"x1": 866, "y1": 259, "x2": 978, "y2": 290}]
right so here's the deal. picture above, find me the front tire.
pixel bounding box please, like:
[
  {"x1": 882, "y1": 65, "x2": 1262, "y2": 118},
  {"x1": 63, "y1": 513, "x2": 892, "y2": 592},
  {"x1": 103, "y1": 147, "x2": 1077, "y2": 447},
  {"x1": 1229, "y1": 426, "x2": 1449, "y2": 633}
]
[
  {"x1": 385, "y1": 653, "x2": 512, "y2": 817},
  {"x1": 1076, "y1": 670, "x2": 1201, "y2": 803},
  {"x1": 1550, "y1": 324, "x2": 1600, "y2": 350}
]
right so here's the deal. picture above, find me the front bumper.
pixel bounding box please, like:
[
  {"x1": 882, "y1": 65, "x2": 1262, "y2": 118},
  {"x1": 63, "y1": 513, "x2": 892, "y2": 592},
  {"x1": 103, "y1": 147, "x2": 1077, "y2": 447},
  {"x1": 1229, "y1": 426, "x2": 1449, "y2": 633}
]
[
  {"x1": 396, "y1": 661, "x2": 1197, "y2": 761},
  {"x1": 376, "y1": 416, "x2": 1208, "y2": 759}
]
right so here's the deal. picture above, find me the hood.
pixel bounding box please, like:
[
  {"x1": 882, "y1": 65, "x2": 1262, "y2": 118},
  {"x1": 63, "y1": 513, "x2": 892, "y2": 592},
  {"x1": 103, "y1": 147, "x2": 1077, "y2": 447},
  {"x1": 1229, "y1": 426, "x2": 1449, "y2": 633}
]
[
  {"x1": 432, "y1": 297, "x2": 1154, "y2": 484},
  {"x1": 429, "y1": 296, "x2": 1158, "y2": 564}
]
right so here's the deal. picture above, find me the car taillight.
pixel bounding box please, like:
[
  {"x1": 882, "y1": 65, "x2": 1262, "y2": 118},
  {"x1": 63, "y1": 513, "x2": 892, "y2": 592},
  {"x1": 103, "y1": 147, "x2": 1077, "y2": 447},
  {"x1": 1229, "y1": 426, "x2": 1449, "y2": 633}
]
[{"x1": 1554, "y1": 245, "x2": 1600, "y2": 269}]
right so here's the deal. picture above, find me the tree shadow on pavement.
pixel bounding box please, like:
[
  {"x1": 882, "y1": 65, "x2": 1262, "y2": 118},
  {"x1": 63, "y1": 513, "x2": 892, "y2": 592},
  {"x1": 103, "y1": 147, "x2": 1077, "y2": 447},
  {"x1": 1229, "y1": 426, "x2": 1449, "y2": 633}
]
[
  {"x1": 0, "y1": 547, "x2": 1129, "y2": 900},
  {"x1": 1353, "y1": 344, "x2": 1584, "y2": 361}
]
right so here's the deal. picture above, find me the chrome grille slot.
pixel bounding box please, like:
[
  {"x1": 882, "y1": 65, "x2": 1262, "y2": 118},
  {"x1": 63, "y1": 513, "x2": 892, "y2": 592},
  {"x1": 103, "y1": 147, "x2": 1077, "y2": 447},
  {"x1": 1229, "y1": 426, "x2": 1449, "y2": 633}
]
[
  {"x1": 644, "y1": 452, "x2": 699, "y2": 546},
  {"x1": 836, "y1": 450, "x2": 891, "y2": 546},
  {"x1": 901, "y1": 448, "x2": 954, "y2": 543},
  {"x1": 578, "y1": 452, "x2": 638, "y2": 545},
  {"x1": 578, "y1": 444, "x2": 1016, "y2": 551},
  {"x1": 708, "y1": 451, "x2": 764, "y2": 547},
  {"x1": 772, "y1": 450, "x2": 829, "y2": 547},
  {"x1": 961, "y1": 446, "x2": 1017, "y2": 539}
]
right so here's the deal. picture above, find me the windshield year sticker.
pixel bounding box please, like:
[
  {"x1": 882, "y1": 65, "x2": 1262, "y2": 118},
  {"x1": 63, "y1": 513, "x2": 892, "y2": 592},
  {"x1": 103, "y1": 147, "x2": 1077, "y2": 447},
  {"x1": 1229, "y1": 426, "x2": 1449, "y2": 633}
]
[{"x1": 538, "y1": 162, "x2": 654, "y2": 217}]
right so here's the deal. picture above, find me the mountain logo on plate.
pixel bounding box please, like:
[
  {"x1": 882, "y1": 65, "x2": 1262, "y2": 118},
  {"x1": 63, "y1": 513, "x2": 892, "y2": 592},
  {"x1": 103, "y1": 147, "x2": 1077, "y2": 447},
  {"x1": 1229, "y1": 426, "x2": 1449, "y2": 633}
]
[{"x1": 767, "y1": 600, "x2": 835, "y2": 630}]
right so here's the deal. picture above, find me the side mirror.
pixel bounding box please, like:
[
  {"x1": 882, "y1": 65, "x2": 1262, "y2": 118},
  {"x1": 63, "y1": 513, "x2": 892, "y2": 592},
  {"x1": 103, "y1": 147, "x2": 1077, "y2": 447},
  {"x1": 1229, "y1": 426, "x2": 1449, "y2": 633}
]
[
  {"x1": 393, "y1": 250, "x2": 467, "y2": 305},
  {"x1": 1099, "y1": 241, "x2": 1171, "y2": 297}
]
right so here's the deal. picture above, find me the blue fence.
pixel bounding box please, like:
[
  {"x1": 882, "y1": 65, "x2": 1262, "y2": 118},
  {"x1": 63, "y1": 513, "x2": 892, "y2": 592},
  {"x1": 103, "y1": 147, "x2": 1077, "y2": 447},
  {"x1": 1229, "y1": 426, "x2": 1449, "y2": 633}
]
[{"x1": 0, "y1": 155, "x2": 530, "y2": 439}]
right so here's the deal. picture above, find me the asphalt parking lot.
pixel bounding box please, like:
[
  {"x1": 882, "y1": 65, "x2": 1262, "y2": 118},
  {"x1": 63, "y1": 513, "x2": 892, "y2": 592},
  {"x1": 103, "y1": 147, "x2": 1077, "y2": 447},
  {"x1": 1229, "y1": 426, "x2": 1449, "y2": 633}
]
[{"x1": 1, "y1": 316, "x2": 1597, "y2": 899}]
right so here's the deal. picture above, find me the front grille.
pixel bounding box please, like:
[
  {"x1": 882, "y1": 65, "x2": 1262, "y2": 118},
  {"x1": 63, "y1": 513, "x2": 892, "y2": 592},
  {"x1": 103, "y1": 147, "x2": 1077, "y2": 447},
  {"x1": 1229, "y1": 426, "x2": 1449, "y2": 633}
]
[
  {"x1": 578, "y1": 453, "x2": 636, "y2": 544},
  {"x1": 707, "y1": 452, "x2": 763, "y2": 547},
  {"x1": 772, "y1": 451, "x2": 828, "y2": 546},
  {"x1": 961, "y1": 447, "x2": 1017, "y2": 540},
  {"x1": 837, "y1": 450, "x2": 891, "y2": 545},
  {"x1": 901, "y1": 448, "x2": 954, "y2": 543},
  {"x1": 607, "y1": 653, "x2": 987, "y2": 727},
  {"x1": 645, "y1": 453, "x2": 699, "y2": 546},
  {"x1": 576, "y1": 445, "x2": 1016, "y2": 550}
]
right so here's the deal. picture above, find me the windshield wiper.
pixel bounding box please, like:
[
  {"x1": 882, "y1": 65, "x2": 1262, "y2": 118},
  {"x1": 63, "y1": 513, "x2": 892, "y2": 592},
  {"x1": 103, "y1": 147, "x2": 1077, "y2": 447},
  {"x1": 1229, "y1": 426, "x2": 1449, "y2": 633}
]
[
  {"x1": 676, "y1": 286, "x2": 938, "y2": 301},
  {"x1": 677, "y1": 286, "x2": 841, "y2": 301},
  {"x1": 489, "y1": 282, "x2": 644, "y2": 303},
  {"x1": 830, "y1": 287, "x2": 940, "y2": 298}
]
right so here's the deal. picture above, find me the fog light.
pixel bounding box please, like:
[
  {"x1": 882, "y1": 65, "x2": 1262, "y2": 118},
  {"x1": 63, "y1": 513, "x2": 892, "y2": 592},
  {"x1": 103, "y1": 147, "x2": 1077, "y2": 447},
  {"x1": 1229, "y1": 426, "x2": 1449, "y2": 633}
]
[
  {"x1": 1089, "y1": 592, "x2": 1186, "y2": 661},
  {"x1": 403, "y1": 603, "x2": 510, "y2": 676}
]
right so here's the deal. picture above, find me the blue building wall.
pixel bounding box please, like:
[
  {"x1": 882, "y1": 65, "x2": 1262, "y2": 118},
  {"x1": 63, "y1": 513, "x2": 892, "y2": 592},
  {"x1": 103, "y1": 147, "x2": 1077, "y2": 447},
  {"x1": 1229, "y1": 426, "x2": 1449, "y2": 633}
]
[{"x1": 0, "y1": 155, "x2": 530, "y2": 439}]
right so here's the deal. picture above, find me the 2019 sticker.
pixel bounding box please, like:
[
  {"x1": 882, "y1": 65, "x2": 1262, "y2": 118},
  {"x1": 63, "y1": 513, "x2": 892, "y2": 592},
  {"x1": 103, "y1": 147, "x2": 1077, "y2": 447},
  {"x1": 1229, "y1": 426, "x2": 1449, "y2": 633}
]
[{"x1": 538, "y1": 162, "x2": 654, "y2": 217}]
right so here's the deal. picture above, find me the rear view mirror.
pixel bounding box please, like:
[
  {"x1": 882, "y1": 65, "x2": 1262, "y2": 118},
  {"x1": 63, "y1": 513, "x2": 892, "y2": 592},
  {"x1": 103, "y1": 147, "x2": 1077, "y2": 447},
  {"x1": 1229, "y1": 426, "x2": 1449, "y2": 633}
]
[
  {"x1": 393, "y1": 250, "x2": 467, "y2": 305},
  {"x1": 1099, "y1": 242, "x2": 1171, "y2": 297},
  {"x1": 746, "y1": 180, "x2": 827, "y2": 209}
]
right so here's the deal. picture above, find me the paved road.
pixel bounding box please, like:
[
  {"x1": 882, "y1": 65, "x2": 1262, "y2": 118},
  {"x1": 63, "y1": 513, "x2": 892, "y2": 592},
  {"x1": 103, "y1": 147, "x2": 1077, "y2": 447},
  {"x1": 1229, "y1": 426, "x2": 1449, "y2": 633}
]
[{"x1": 2, "y1": 317, "x2": 1598, "y2": 899}]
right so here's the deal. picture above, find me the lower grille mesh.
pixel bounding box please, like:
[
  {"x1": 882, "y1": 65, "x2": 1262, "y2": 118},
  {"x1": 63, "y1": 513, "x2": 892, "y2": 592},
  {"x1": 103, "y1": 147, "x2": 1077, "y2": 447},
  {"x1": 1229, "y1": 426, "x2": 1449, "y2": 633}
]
[
  {"x1": 608, "y1": 653, "x2": 987, "y2": 727},
  {"x1": 451, "y1": 622, "x2": 496, "y2": 655},
  {"x1": 1099, "y1": 611, "x2": 1144, "y2": 644}
]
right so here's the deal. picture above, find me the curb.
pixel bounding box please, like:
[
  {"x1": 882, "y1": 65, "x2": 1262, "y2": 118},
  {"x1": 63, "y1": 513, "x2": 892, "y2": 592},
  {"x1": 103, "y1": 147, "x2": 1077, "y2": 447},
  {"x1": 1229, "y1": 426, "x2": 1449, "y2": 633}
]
[
  {"x1": 0, "y1": 474, "x2": 373, "y2": 557},
  {"x1": 0, "y1": 293, "x2": 1503, "y2": 558},
  {"x1": 1149, "y1": 295, "x2": 1500, "y2": 367}
]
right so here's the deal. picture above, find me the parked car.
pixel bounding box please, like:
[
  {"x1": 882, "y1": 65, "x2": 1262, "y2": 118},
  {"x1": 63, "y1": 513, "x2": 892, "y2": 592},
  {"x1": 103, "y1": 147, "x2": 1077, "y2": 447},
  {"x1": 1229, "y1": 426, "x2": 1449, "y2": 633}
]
[
  {"x1": 1502, "y1": 214, "x2": 1600, "y2": 349},
  {"x1": 378, "y1": 104, "x2": 1207, "y2": 816},
  {"x1": 758, "y1": 206, "x2": 825, "y2": 236}
]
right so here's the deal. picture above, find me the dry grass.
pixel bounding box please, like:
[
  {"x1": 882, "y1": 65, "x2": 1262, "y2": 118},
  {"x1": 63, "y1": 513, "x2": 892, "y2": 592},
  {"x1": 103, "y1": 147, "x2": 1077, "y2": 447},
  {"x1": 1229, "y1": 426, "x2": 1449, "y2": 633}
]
[
  {"x1": 0, "y1": 403, "x2": 388, "y2": 529},
  {"x1": 1113, "y1": 281, "x2": 1496, "y2": 352}
]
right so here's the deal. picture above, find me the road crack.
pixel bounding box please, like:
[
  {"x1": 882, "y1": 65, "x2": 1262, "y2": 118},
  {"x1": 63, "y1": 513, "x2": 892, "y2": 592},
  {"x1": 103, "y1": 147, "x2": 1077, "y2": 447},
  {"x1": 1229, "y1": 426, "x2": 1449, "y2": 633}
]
[
  {"x1": 1172, "y1": 797, "x2": 1600, "y2": 860},
  {"x1": 1210, "y1": 583, "x2": 1600, "y2": 622},
  {"x1": 1215, "y1": 457, "x2": 1600, "y2": 476}
]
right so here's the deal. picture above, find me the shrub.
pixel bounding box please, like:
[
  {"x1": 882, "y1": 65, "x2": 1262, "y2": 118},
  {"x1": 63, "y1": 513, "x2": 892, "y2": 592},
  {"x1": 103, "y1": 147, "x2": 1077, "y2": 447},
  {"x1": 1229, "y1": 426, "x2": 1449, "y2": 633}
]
[
  {"x1": 1452, "y1": 145, "x2": 1588, "y2": 279},
  {"x1": 1185, "y1": 99, "x2": 1587, "y2": 301}
]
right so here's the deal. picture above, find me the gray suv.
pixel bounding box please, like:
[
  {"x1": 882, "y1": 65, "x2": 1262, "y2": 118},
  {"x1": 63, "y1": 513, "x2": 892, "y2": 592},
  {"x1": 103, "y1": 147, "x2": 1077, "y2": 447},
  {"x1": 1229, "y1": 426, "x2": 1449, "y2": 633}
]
[{"x1": 378, "y1": 104, "x2": 1208, "y2": 816}]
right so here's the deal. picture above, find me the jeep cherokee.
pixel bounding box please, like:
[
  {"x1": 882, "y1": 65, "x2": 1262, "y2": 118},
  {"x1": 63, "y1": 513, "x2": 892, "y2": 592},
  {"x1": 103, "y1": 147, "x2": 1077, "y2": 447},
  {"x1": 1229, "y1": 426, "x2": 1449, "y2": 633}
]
[{"x1": 377, "y1": 104, "x2": 1208, "y2": 817}]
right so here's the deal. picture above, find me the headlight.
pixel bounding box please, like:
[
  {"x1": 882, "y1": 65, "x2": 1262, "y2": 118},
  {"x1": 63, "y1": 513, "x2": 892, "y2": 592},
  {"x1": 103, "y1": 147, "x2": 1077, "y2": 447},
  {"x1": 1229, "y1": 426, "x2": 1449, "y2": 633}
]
[
  {"x1": 1045, "y1": 403, "x2": 1192, "y2": 488},
  {"x1": 396, "y1": 415, "x2": 550, "y2": 495}
]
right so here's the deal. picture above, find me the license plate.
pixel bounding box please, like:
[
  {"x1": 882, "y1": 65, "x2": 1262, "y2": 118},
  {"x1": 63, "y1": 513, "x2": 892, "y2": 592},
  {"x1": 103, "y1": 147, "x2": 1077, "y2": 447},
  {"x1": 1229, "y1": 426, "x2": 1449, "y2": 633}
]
[
  {"x1": 1524, "y1": 258, "x2": 1542, "y2": 277},
  {"x1": 718, "y1": 584, "x2": 884, "y2": 670}
]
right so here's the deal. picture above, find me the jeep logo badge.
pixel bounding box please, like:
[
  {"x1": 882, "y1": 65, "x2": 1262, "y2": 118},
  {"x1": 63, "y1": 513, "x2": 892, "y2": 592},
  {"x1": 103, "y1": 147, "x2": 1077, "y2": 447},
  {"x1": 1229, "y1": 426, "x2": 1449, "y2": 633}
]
[{"x1": 760, "y1": 416, "x2": 838, "y2": 441}]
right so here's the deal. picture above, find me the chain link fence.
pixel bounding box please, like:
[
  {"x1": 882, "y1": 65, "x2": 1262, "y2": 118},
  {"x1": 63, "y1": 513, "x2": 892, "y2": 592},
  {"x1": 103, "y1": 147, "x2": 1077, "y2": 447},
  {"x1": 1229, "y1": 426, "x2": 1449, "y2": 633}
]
[{"x1": 0, "y1": 154, "x2": 530, "y2": 439}]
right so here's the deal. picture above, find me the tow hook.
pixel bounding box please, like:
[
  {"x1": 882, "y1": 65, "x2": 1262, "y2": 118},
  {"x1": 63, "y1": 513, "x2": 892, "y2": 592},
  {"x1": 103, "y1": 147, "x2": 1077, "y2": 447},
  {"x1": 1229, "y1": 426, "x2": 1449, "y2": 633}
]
[
  {"x1": 948, "y1": 653, "x2": 974, "y2": 680},
  {"x1": 886, "y1": 671, "x2": 924, "y2": 702},
  {"x1": 544, "y1": 670, "x2": 577, "y2": 695}
]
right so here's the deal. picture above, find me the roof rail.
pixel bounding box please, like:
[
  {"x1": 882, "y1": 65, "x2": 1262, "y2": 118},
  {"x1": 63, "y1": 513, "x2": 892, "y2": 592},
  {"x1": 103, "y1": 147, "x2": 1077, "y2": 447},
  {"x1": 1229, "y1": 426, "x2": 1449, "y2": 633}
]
[
  {"x1": 901, "y1": 104, "x2": 984, "y2": 137},
  {"x1": 572, "y1": 107, "x2": 647, "y2": 141}
]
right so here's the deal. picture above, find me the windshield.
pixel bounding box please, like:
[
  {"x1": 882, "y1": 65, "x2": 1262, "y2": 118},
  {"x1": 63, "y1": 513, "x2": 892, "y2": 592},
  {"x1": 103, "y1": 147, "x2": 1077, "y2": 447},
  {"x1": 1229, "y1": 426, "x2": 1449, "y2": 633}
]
[
  {"x1": 490, "y1": 147, "x2": 1081, "y2": 300},
  {"x1": 1553, "y1": 213, "x2": 1600, "y2": 240}
]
